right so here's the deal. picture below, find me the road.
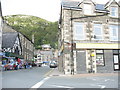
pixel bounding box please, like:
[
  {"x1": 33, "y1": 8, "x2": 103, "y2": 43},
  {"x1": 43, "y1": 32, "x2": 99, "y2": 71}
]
[
  {"x1": 1, "y1": 66, "x2": 119, "y2": 89},
  {"x1": 2, "y1": 66, "x2": 51, "y2": 88}
]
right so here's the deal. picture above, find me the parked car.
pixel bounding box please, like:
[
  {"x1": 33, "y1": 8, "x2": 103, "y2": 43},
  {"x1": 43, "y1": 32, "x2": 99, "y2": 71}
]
[{"x1": 49, "y1": 62, "x2": 57, "y2": 68}]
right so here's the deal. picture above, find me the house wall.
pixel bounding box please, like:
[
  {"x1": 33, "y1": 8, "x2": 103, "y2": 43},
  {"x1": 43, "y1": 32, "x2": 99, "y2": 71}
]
[
  {"x1": 3, "y1": 22, "x2": 34, "y2": 61},
  {"x1": 59, "y1": 0, "x2": 120, "y2": 74}
]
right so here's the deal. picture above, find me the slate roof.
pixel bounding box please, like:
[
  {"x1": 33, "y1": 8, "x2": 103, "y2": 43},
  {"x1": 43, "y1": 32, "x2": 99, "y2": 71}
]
[
  {"x1": 95, "y1": 4, "x2": 106, "y2": 11},
  {"x1": 2, "y1": 32, "x2": 18, "y2": 48},
  {"x1": 62, "y1": 1, "x2": 107, "y2": 11},
  {"x1": 62, "y1": 1, "x2": 81, "y2": 9}
]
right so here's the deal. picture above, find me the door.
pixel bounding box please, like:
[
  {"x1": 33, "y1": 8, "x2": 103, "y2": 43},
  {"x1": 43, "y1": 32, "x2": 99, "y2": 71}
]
[{"x1": 113, "y1": 55, "x2": 120, "y2": 70}]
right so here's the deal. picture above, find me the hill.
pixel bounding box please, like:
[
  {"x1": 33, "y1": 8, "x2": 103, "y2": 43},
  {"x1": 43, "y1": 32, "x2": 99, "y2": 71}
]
[{"x1": 4, "y1": 15, "x2": 58, "y2": 49}]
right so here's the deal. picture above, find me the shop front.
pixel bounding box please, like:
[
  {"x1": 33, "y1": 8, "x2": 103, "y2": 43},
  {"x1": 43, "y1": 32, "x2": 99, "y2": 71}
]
[{"x1": 75, "y1": 43, "x2": 119, "y2": 74}]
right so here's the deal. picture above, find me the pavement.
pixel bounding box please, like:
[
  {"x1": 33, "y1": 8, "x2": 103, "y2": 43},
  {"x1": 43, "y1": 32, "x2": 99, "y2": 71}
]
[{"x1": 48, "y1": 68, "x2": 119, "y2": 77}]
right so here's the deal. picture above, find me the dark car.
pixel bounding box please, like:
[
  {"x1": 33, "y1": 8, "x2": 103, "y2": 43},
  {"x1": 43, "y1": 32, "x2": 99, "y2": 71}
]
[{"x1": 49, "y1": 62, "x2": 57, "y2": 68}]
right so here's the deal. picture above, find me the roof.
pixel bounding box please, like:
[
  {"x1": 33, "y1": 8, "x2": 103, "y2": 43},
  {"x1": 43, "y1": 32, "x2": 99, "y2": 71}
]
[
  {"x1": 2, "y1": 32, "x2": 18, "y2": 48},
  {"x1": 95, "y1": 4, "x2": 106, "y2": 11},
  {"x1": 41, "y1": 44, "x2": 51, "y2": 48},
  {"x1": 61, "y1": 0, "x2": 110, "y2": 11},
  {"x1": 62, "y1": 1, "x2": 81, "y2": 9},
  {"x1": 40, "y1": 50, "x2": 53, "y2": 56}
]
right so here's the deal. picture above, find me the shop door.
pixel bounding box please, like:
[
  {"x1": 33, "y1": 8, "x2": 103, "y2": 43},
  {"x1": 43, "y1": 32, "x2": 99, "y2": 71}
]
[{"x1": 113, "y1": 55, "x2": 120, "y2": 70}]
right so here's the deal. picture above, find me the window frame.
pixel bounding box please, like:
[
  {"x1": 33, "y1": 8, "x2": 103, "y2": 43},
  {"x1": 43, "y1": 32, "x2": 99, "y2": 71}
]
[
  {"x1": 83, "y1": 4, "x2": 93, "y2": 15},
  {"x1": 73, "y1": 22, "x2": 85, "y2": 40},
  {"x1": 109, "y1": 25, "x2": 118, "y2": 41},
  {"x1": 110, "y1": 7, "x2": 118, "y2": 17},
  {"x1": 96, "y1": 50, "x2": 105, "y2": 66},
  {"x1": 93, "y1": 24, "x2": 103, "y2": 40},
  {"x1": 113, "y1": 50, "x2": 120, "y2": 71}
]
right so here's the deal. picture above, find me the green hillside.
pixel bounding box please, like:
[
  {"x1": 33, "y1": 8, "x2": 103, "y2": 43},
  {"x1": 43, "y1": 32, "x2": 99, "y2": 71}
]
[{"x1": 4, "y1": 15, "x2": 58, "y2": 49}]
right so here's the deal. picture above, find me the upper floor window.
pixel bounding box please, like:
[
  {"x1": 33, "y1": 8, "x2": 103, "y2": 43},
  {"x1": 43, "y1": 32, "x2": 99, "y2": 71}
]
[
  {"x1": 93, "y1": 24, "x2": 103, "y2": 40},
  {"x1": 109, "y1": 25, "x2": 118, "y2": 41},
  {"x1": 73, "y1": 22, "x2": 85, "y2": 40},
  {"x1": 110, "y1": 7, "x2": 118, "y2": 17},
  {"x1": 84, "y1": 4, "x2": 92, "y2": 15}
]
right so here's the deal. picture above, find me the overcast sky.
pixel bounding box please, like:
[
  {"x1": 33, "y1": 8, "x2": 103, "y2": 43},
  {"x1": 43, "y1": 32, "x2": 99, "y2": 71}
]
[{"x1": 1, "y1": 0, "x2": 119, "y2": 22}]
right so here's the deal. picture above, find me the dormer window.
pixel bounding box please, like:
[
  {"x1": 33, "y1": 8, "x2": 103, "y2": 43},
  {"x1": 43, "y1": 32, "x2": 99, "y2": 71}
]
[
  {"x1": 110, "y1": 7, "x2": 118, "y2": 17},
  {"x1": 83, "y1": 4, "x2": 92, "y2": 15}
]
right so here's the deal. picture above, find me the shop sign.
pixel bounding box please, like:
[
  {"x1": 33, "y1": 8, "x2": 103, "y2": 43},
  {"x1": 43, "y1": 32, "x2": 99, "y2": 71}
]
[{"x1": 76, "y1": 43, "x2": 119, "y2": 49}]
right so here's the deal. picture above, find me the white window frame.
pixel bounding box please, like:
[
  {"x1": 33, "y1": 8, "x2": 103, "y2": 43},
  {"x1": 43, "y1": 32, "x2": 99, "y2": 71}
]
[
  {"x1": 93, "y1": 24, "x2": 103, "y2": 40},
  {"x1": 83, "y1": 4, "x2": 92, "y2": 15},
  {"x1": 73, "y1": 22, "x2": 85, "y2": 40},
  {"x1": 110, "y1": 7, "x2": 118, "y2": 17},
  {"x1": 109, "y1": 25, "x2": 118, "y2": 41}
]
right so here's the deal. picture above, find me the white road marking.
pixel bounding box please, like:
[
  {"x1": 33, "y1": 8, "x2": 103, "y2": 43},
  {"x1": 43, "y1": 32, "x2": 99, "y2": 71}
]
[
  {"x1": 90, "y1": 84, "x2": 106, "y2": 89},
  {"x1": 50, "y1": 84, "x2": 74, "y2": 88},
  {"x1": 98, "y1": 85, "x2": 106, "y2": 89},
  {"x1": 31, "y1": 77, "x2": 50, "y2": 88}
]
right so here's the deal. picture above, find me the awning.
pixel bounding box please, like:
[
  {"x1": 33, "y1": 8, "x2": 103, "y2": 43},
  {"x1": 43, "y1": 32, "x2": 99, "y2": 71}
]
[
  {"x1": 43, "y1": 61, "x2": 49, "y2": 63},
  {"x1": 0, "y1": 52, "x2": 3, "y2": 56}
]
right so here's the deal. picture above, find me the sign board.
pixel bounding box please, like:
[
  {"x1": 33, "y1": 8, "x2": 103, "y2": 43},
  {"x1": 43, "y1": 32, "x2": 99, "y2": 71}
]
[{"x1": 76, "y1": 43, "x2": 119, "y2": 49}]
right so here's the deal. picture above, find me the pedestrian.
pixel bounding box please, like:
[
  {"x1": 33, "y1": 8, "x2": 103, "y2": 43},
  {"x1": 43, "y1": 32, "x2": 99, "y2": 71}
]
[
  {"x1": 24, "y1": 63, "x2": 26, "y2": 69},
  {"x1": 13, "y1": 64, "x2": 16, "y2": 70}
]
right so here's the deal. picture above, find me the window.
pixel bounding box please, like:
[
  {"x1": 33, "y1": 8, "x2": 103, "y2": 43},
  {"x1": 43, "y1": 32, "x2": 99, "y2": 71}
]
[
  {"x1": 110, "y1": 7, "x2": 118, "y2": 17},
  {"x1": 96, "y1": 50, "x2": 104, "y2": 66},
  {"x1": 113, "y1": 50, "x2": 120, "y2": 70},
  {"x1": 94, "y1": 24, "x2": 103, "y2": 40},
  {"x1": 110, "y1": 25, "x2": 118, "y2": 41},
  {"x1": 84, "y1": 4, "x2": 92, "y2": 15},
  {"x1": 73, "y1": 22, "x2": 85, "y2": 40}
]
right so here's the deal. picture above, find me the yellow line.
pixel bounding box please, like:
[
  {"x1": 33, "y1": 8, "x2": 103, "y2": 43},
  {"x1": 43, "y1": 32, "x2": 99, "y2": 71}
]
[{"x1": 44, "y1": 69, "x2": 54, "y2": 77}]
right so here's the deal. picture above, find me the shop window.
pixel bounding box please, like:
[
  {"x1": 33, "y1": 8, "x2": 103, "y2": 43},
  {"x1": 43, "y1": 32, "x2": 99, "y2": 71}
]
[{"x1": 96, "y1": 50, "x2": 104, "y2": 66}]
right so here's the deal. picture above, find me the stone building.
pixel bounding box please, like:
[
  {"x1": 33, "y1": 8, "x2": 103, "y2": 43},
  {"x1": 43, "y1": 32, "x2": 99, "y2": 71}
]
[
  {"x1": 0, "y1": 1, "x2": 3, "y2": 55},
  {"x1": 58, "y1": 0, "x2": 120, "y2": 75},
  {"x1": 2, "y1": 22, "x2": 34, "y2": 62}
]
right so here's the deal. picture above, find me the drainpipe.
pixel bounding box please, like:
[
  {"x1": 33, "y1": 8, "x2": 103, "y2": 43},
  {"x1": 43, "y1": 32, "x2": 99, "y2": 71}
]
[{"x1": 70, "y1": 9, "x2": 74, "y2": 75}]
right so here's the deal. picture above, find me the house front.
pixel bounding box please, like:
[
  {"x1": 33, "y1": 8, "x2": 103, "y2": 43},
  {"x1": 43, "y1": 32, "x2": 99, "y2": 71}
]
[
  {"x1": 2, "y1": 32, "x2": 22, "y2": 58},
  {"x1": 58, "y1": 0, "x2": 120, "y2": 75}
]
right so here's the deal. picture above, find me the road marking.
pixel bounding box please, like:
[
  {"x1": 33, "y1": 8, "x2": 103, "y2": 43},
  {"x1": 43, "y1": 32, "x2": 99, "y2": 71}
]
[
  {"x1": 98, "y1": 85, "x2": 106, "y2": 89},
  {"x1": 44, "y1": 69, "x2": 54, "y2": 77},
  {"x1": 31, "y1": 77, "x2": 50, "y2": 88},
  {"x1": 90, "y1": 84, "x2": 106, "y2": 89},
  {"x1": 50, "y1": 84, "x2": 74, "y2": 88}
]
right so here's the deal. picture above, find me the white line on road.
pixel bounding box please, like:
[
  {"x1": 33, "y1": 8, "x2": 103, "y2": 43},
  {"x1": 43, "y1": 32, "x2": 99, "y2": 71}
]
[
  {"x1": 90, "y1": 84, "x2": 106, "y2": 89},
  {"x1": 31, "y1": 77, "x2": 50, "y2": 88},
  {"x1": 50, "y1": 84, "x2": 74, "y2": 88}
]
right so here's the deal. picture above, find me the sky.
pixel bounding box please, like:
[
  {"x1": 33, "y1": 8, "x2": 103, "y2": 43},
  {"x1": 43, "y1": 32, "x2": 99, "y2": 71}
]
[{"x1": 1, "y1": 0, "x2": 119, "y2": 22}]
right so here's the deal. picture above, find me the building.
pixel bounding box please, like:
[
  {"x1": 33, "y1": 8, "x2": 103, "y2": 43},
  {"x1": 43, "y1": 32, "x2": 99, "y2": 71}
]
[
  {"x1": 2, "y1": 32, "x2": 22, "y2": 58},
  {"x1": 58, "y1": 0, "x2": 120, "y2": 75},
  {"x1": 0, "y1": 1, "x2": 3, "y2": 56},
  {"x1": 35, "y1": 44, "x2": 53, "y2": 65},
  {"x1": 41, "y1": 44, "x2": 51, "y2": 50},
  {"x1": 2, "y1": 22, "x2": 34, "y2": 62}
]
